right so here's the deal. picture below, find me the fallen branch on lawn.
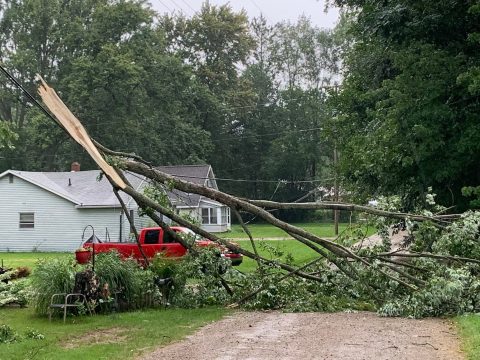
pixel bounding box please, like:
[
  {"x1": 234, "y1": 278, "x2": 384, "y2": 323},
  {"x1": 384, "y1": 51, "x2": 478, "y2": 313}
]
[
  {"x1": 229, "y1": 257, "x2": 325, "y2": 308},
  {"x1": 247, "y1": 200, "x2": 459, "y2": 226},
  {"x1": 37, "y1": 76, "x2": 480, "y2": 294},
  {"x1": 375, "y1": 251, "x2": 480, "y2": 265},
  {"x1": 233, "y1": 208, "x2": 264, "y2": 273}
]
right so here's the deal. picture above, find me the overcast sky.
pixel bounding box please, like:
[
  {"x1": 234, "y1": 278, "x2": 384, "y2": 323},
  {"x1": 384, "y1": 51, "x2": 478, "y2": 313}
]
[{"x1": 149, "y1": 0, "x2": 340, "y2": 29}]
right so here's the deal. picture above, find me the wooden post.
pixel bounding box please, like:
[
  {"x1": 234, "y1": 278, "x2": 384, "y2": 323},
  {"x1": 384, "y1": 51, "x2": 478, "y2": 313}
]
[{"x1": 334, "y1": 145, "x2": 339, "y2": 236}]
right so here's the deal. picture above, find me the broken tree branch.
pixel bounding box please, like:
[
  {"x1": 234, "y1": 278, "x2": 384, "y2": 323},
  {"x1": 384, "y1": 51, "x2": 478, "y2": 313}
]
[
  {"x1": 233, "y1": 208, "x2": 264, "y2": 273},
  {"x1": 111, "y1": 186, "x2": 149, "y2": 266},
  {"x1": 230, "y1": 257, "x2": 325, "y2": 307},
  {"x1": 247, "y1": 200, "x2": 458, "y2": 226},
  {"x1": 376, "y1": 251, "x2": 480, "y2": 265},
  {"x1": 118, "y1": 183, "x2": 323, "y2": 282}
]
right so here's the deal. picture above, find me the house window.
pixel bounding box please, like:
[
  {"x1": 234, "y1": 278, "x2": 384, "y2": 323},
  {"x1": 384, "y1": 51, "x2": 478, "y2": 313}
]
[
  {"x1": 221, "y1": 208, "x2": 227, "y2": 224},
  {"x1": 220, "y1": 208, "x2": 231, "y2": 224},
  {"x1": 201, "y1": 208, "x2": 218, "y2": 225},
  {"x1": 8, "y1": 174, "x2": 13, "y2": 183},
  {"x1": 19, "y1": 212, "x2": 34, "y2": 229}
]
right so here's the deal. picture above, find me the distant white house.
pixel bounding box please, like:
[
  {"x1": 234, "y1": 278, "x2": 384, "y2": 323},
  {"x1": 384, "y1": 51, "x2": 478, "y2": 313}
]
[
  {"x1": 156, "y1": 165, "x2": 231, "y2": 234},
  {"x1": 0, "y1": 164, "x2": 230, "y2": 252}
]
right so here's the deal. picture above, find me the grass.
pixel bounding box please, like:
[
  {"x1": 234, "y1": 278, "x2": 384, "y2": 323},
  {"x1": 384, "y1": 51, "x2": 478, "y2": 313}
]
[
  {"x1": 0, "y1": 307, "x2": 226, "y2": 360},
  {"x1": 218, "y1": 222, "x2": 375, "y2": 239},
  {"x1": 0, "y1": 252, "x2": 71, "y2": 270},
  {"x1": 457, "y1": 314, "x2": 480, "y2": 360},
  {"x1": 1, "y1": 248, "x2": 479, "y2": 359},
  {"x1": 235, "y1": 239, "x2": 320, "y2": 273}
]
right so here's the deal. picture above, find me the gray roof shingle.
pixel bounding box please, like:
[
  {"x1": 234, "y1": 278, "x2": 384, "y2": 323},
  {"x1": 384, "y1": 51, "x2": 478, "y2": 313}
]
[
  {"x1": 8, "y1": 170, "x2": 143, "y2": 207},
  {"x1": 156, "y1": 165, "x2": 212, "y2": 207},
  {"x1": 5, "y1": 165, "x2": 215, "y2": 208}
]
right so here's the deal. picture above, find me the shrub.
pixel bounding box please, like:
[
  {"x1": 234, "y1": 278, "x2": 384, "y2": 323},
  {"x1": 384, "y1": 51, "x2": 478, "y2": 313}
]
[
  {"x1": 25, "y1": 328, "x2": 45, "y2": 340},
  {"x1": 94, "y1": 251, "x2": 157, "y2": 310},
  {"x1": 0, "y1": 324, "x2": 18, "y2": 343},
  {"x1": 169, "y1": 247, "x2": 234, "y2": 308},
  {"x1": 150, "y1": 254, "x2": 180, "y2": 279},
  {"x1": 0, "y1": 271, "x2": 29, "y2": 307},
  {"x1": 29, "y1": 258, "x2": 77, "y2": 315}
]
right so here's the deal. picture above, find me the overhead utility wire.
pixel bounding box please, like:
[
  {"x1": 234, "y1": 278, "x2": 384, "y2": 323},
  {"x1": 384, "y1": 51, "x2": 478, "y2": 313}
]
[
  {"x1": 0, "y1": 64, "x2": 70, "y2": 138},
  {"x1": 79, "y1": 118, "x2": 325, "y2": 140},
  {"x1": 126, "y1": 169, "x2": 335, "y2": 185},
  {"x1": 0, "y1": 65, "x2": 331, "y2": 181},
  {"x1": 179, "y1": 0, "x2": 196, "y2": 13},
  {"x1": 168, "y1": 0, "x2": 189, "y2": 15},
  {"x1": 157, "y1": 0, "x2": 173, "y2": 12}
]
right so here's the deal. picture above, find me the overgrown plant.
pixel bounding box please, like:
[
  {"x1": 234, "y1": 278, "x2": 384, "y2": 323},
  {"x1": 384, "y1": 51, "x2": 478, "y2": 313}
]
[
  {"x1": 0, "y1": 324, "x2": 18, "y2": 344},
  {"x1": 167, "y1": 247, "x2": 234, "y2": 308},
  {"x1": 0, "y1": 271, "x2": 29, "y2": 307},
  {"x1": 29, "y1": 258, "x2": 76, "y2": 316},
  {"x1": 94, "y1": 251, "x2": 158, "y2": 310}
]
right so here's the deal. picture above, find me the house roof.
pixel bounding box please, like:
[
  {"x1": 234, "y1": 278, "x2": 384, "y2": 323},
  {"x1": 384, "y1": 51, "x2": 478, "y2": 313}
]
[
  {"x1": 157, "y1": 165, "x2": 215, "y2": 208},
  {"x1": 0, "y1": 169, "x2": 144, "y2": 207},
  {"x1": 0, "y1": 164, "x2": 218, "y2": 208}
]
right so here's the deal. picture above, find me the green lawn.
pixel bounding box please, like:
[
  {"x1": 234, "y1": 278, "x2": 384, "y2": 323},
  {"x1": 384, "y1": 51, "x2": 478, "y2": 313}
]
[
  {"x1": 0, "y1": 252, "x2": 71, "y2": 270},
  {"x1": 0, "y1": 307, "x2": 226, "y2": 359},
  {"x1": 235, "y1": 239, "x2": 320, "y2": 273},
  {"x1": 457, "y1": 314, "x2": 480, "y2": 360},
  {"x1": 2, "y1": 239, "x2": 479, "y2": 360},
  {"x1": 218, "y1": 222, "x2": 375, "y2": 239}
]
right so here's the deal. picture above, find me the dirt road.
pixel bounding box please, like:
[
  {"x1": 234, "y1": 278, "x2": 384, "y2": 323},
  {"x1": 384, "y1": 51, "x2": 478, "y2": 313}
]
[{"x1": 142, "y1": 311, "x2": 463, "y2": 360}]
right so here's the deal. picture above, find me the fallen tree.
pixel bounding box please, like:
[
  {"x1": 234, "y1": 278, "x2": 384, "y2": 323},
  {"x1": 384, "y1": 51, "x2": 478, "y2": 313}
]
[{"x1": 26, "y1": 76, "x2": 480, "y2": 316}]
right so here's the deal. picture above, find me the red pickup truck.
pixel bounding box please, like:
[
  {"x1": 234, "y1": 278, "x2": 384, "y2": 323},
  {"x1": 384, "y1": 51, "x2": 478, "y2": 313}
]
[{"x1": 77, "y1": 226, "x2": 243, "y2": 266}]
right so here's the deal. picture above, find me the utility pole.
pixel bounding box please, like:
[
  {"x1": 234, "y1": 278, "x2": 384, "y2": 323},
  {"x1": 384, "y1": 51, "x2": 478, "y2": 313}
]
[
  {"x1": 333, "y1": 84, "x2": 340, "y2": 236},
  {"x1": 334, "y1": 144, "x2": 339, "y2": 236}
]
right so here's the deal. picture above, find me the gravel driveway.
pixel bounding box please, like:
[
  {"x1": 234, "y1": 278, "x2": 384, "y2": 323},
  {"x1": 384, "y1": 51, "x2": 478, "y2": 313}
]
[{"x1": 142, "y1": 311, "x2": 463, "y2": 360}]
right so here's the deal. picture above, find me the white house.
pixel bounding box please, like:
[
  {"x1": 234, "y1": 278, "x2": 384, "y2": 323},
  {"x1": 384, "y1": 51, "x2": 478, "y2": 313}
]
[
  {"x1": 0, "y1": 164, "x2": 230, "y2": 252},
  {"x1": 157, "y1": 165, "x2": 231, "y2": 233}
]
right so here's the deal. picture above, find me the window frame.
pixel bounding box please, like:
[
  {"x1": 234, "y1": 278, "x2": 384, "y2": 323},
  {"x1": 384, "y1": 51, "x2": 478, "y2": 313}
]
[
  {"x1": 201, "y1": 207, "x2": 218, "y2": 225},
  {"x1": 19, "y1": 212, "x2": 35, "y2": 229}
]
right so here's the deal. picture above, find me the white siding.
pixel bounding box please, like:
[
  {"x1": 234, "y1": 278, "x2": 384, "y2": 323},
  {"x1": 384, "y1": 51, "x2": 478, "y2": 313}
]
[
  {"x1": 202, "y1": 223, "x2": 229, "y2": 233},
  {"x1": 198, "y1": 201, "x2": 231, "y2": 233},
  {"x1": 0, "y1": 176, "x2": 128, "y2": 252}
]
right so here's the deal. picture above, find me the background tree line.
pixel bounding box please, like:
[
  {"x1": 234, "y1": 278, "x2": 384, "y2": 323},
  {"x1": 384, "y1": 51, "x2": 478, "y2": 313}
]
[
  {"x1": 0, "y1": 0, "x2": 478, "y2": 213},
  {"x1": 330, "y1": 0, "x2": 480, "y2": 210},
  {"x1": 0, "y1": 0, "x2": 339, "y2": 221}
]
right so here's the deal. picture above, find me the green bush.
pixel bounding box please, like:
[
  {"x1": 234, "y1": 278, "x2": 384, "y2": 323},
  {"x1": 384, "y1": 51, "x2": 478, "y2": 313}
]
[
  {"x1": 433, "y1": 211, "x2": 480, "y2": 259},
  {"x1": 29, "y1": 258, "x2": 76, "y2": 315},
  {"x1": 94, "y1": 251, "x2": 157, "y2": 310},
  {"x1": 169, "y1": 247, "x2": 233, "y2": 308},
  {"x1": 150, "y1": 254, "x2": 180, "y2": 279},
  {"x1": 24, "y1": 328, "x2": 45, "y2": 340},
  {"x1": 0, "y1": 324, "x2": 18, "y2": 344},
  {"x1": 0, "y1": 271, "x2": 29, "y2": 307}
]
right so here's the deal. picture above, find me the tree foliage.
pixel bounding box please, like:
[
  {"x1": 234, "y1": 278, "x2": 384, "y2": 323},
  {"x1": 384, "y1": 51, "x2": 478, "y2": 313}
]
[
  {"x1": 331, "y1": 0, "x2": 480, "y2": 209},
  {"x1": 0, "y1": 1, "x2": 342, "y2": 209},
  {"x1": 0, "y1": 0, "x2": 214, "y2": 171}
]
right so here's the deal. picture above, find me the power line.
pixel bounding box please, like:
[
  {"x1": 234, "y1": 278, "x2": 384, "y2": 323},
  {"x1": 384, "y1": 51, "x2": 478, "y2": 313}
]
[
  {"x1": 179, "y1": 0, "x2": 196, "y2": 14},
  {"x1": 157, "y1": 0, "x2": 172, "y2": 12},
  {"x1": 249, "y1": 0, "x2": 263, "y2": 14},
  {"x1": 0, "y1": 63, "x2": 69, "y2": 138},
  {"x1": 76, "y1": 124, "x2": 325, "y2": 143},
  {"x1": 124, "y1": 169, "x2": 335, "y2": 185},
  {"x1": 168, "y1": 0, "x2": 189, "y2": 15},
  {"x1": 211, "y1": 126, "x2": 324, "y2": 143}
]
